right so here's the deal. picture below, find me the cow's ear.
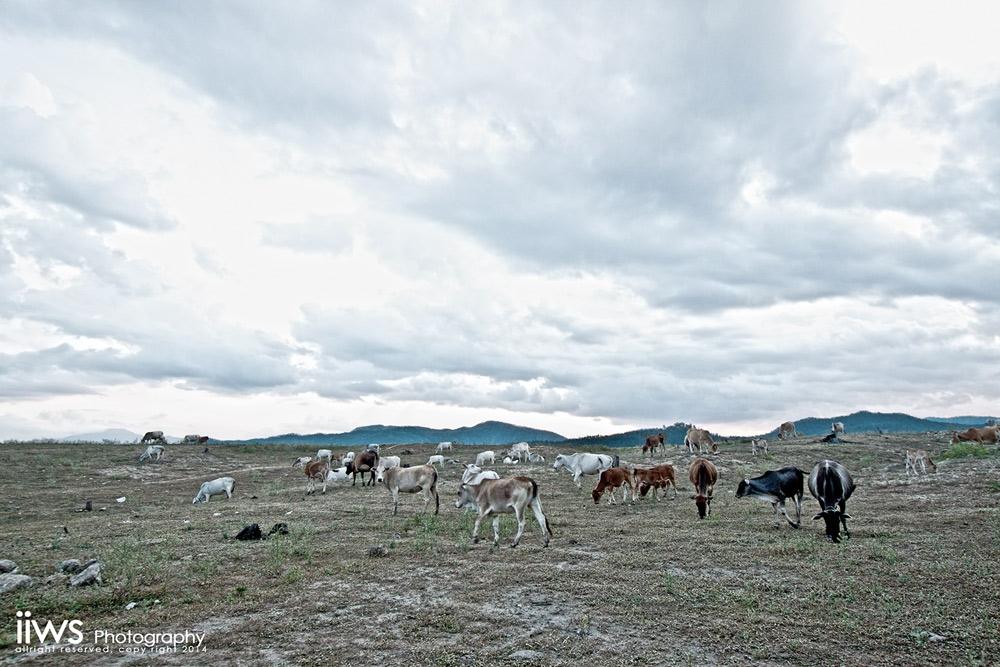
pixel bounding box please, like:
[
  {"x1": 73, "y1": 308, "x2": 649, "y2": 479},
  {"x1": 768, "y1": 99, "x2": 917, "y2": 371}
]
[{"x1": 812, "y1": 513, "x2": 823, "y2": 520}]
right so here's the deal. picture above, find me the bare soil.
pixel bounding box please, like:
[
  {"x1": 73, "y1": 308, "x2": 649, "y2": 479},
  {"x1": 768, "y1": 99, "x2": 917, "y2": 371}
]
[{"x1": 1, "y1": 434, "x2": 998, "y2": 665}]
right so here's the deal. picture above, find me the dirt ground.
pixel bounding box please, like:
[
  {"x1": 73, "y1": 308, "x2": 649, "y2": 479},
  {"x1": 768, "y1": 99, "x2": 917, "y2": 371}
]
[{"x1": 1, "y1": 433, "x2": 998, "y2": 666}]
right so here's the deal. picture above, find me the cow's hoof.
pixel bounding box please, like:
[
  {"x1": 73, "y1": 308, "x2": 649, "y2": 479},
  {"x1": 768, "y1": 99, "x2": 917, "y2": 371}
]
[
  {"x1": 791, "y1": 523, "x2": 800, "y2": 529},
  {"x1": 472, "y1": 538, "x2": 479, "y2": 544},
  {"x1": 510, "y1": 542, "x2": 518, "y2": 549}
]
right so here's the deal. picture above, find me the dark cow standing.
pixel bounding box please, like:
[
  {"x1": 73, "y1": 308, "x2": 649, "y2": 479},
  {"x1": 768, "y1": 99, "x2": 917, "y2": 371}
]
[
  {"x1": 688, "y1": 458, "x2": 718, "y2": 519},
  {"x1": 808, "y1": 460, "x2": 855, "y2": 543},
  {"x1": 348, "y1": 450, "x2": 380, "y2": 487},
  {"x1": 735, "y1": 467, "x2": 805, "y2": 528},
  {"x1": 642, "y1": 433, "x2": 665, "y2": 457}
]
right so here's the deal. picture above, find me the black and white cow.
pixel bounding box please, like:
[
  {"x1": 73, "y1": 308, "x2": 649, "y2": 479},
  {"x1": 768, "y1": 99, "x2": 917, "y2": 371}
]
[
  {"x1": 807, "y1": 460, "x2": 855, "y2": 543},
  {"x1": 735, "y1": 467, "x2": 804, "y2": 528}
]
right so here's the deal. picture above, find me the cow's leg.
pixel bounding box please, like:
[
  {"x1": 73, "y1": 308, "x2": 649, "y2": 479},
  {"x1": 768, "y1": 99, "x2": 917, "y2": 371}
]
[
  {"x1": 472, "y1": 508, "x2": 491, "y2": 543},
  {"x1": 777, "y1": 500, "x2": 797, "y2": 527},
  {"x1": 792, "y1": 495, "x2": 802, "y2": 526},
  {"x1": 511, "y1": 506, "x2": 526, "y2": 547},
  {"x1": 771, "y1": 502, "x2": 781, "y2": 526},
  {"x1": 573, "y1": 471, "x2": 583, "y2": 489},
  {"x1": 392, "y1": 488, "x2": 399, "y2": 516},
  {"x1": 492, "y1": 516, "x2": 501, "y2": 545},
  {"x1": 225, "y1": 488, "x2": 232, "y2": 499},
  {"x1": 840, "y1": 502, "x2": 850, "y2": 538}
]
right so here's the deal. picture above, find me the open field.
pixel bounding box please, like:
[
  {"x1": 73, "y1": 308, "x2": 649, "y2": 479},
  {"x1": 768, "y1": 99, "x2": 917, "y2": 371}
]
[{"x1": 2, "y1": 434, "x2": 999, "y2": 665}]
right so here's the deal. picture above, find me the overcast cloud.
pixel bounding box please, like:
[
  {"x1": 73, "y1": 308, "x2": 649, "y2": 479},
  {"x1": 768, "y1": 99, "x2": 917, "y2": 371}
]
[{"x1": 1, "y1": 1, "x2": 998, "y2": 439}]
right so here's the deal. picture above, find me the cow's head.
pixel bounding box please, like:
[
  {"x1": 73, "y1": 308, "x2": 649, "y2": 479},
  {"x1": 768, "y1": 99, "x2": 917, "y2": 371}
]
[
  {"x1": 374, "y1": 467, "x2": 386, "y2": 484},
  {"x1": 454, "y1": 484, "x2": 476, "y2": 510},
  {"x1": 591, "y1": 488, "x2": 602, "y2": 504},
  {"x1": 552, "y1": 455, "x2": 566, "y2": 470},
  {"x1": 691, "y1": 493, "x2": 710, "y2": 519},
  {"x1": 813, "y1": 508, "x2": 850, "y2": 542},
  {"x1": 735, "y1": 478, "x2": 750, "y2": 498}
]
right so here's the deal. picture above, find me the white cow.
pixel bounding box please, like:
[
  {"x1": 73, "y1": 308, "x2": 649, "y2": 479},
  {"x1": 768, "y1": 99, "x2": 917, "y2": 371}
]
[
  {"x1": 316, "y1": 449, "x2": 333, "y2": 462},
  {"x1": 527, "y1": 452, "x2": 545, "y2": 464},
  {"x1": 427, "y1": 454, "x2": 445, "y2": 466},
  {"x1": 292, "y1": 456, "x2": 313, "y2": 467},
  {"x1": 832, "y1": 422, "x2": 845, "y2": 436},
  {"x1": 192, "y1": 477, "x2": 236, "y2": 504},
  {"x1": 510, "y1": 442, "x2": 531, "y2": 462},
  {"x1": 476, "y1": 450, "x2": 496, "y2": 466},
  {"x1": 374, "y1": 456, "x2": 402, "y2": 483},
  {"x1": 138, "y1": 445, "x2": 165, "y2": 462},
  {"x1": 462, "y1": 464, "x2": 501, "y2": 485},
  {"x1": 341, "y1": 452, "x2": 356, "y2": 465},
  {"x1": 325, "y1": 466, "x2": 351, "y2": 482},
  {"x1": 436, "y1": 441, "x2": 453, "y2": 453},
  {"x1": 552, "y1": 453, "x2": 616, "y2": 489},
  {"x1": 503, "y1": 456, "x2": 516, "y2": 465},
  {"x1": 366, "y1": 443, "x2": 381, "y2": 454}
]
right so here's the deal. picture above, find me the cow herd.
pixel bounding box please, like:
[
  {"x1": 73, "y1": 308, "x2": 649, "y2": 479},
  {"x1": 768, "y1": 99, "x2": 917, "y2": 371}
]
[{"x1": 135, "y1": 420, "x2": 977, "y2": 546}]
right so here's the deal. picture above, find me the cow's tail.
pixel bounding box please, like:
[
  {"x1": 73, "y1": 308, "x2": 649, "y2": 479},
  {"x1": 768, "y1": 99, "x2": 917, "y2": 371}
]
[
  {"x1": 431, "y1": 468, "x2": 440, "y2": 513},
  {"x1": 527, "y1": 478, "x2": 554, "y2": 537},
  {"x1": 611, "y1": 454, "x2": 620, "y2": 469}
]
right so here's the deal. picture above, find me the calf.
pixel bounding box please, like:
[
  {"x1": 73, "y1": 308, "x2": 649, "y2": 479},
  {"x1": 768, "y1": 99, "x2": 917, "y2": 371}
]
[
  {"x1": 462, "y1": 464, "x2": 500, "y2": 485},
  {"x1": 325, "y1": 466, "x2": 351, "y2": 482},
  {"x1": 632, "y1": 464, "x2": 678, "y2": 500},
  {"x1": 316, "y1": 449, "x2": 333, "y2": 462},
  {"x1": 454, "y1": 477, "x2": 552, "y2": 548},
  {"x1": 192, "y1": 477, "x2": 236, "y2": 504},
  {"x1": 751, "y1": 439, "x2": 768, "y2": 455},
  {"x1": 905, "y1": 449, "x2": 936, "y2": 476},
  {"x1": 476, "y1": 450, "x2": 496, "y2": 466},
  {"x1": 735, "y1": 467, "x2": 804, "y2": 528},
  {"x1": 436, "y1": 441, "x2": 453, "y2": 453},
  {"x1": 381, "y1": 464, "x2": 438, "y2": 516},
  {"x1": 427, "y1": 454, "x2": 445, "y2": 466},
  {"x1": 527, "y1": 452, "x2": 545, "y2": 464},
  {"x1": 552, "y1": 453, "x2": 617, "y2": 489},
  {"x1": 349, "y1": 450, "x2": 379, "y2": 487},
  {"x1": 304, "y1": 459, "x2": 331, "y2": 494},
  {"x1": 138, "y1": 445, "x2": 165, "y2": 462},
  {"x1": 592, "y1": 467, "x2": 634, "y2": 505},
  {"x1": 688, "y1": 458, "x2": 718, "y2": 519},
  {"x1": 808, "y1": 460, "x2": 855, "y2": 543}
]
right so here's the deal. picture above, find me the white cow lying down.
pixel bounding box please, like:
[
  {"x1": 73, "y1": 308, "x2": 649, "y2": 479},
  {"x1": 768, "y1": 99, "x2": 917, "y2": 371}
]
[
  {"x1": 462, "y1": 464, "x2": 501, "y2": 485},
  {"x1": 325, "y1": 466, "x2": 351, "y2": 482},
  {"x1": 193, "y1": 477, "x2": 236, "y2": 504},
  {"x1": 552, "y1": 453, "x2": 616, "y2": 489}
]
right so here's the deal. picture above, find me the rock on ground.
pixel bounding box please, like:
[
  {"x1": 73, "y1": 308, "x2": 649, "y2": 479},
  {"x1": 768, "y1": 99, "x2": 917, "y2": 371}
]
[
  {"x1": 69, "y1": 561, "x2": 102, "y2": 587},
  {"x1": 0, "y1": 573, "x2": 33, "y2": 594},
  {"x1": 58, "y1": 559, "x2": 84, "y2": 574},
  {"x1": 0, "y1": 559, "x2": 18, "y2": 574}
]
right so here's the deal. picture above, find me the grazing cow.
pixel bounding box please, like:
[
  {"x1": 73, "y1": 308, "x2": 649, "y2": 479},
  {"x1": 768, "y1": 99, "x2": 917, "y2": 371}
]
[
  {"x1": 642, "y1": 433, "x2": 665, "y2": 457},
  {"x1": 292, "y1": 456, "x2": 312, "y2": 467},
  {"x1": 454, "y1": 477, "x2": 553, "y2": 548},
  {"x1": 831, "y1": 422, "x2": 845, "y2": 436},
  {"x1": 138, "y1": 444, "x2": 165, "y2": 462},
  {"x1": 461, "y1": 464, "x2": 500, "y2": 485},
  {"x1": 141, "y1": 430, "x2": 165, "y2": 444},
  {"x1": 808, "y1": 460, "x2": 856, "y2": 543},
  {"x1": 592, "y1": 467, "x2": 634, "y2": 505},
  {"x1": 951, "y1": 426, "x2": 1000, "y2": 444},
  {"x1": 778, "y1": 422, "x2": 798, "y2": 440},
  {"x1": 688, "y1": 458, "x2": 718, "y2": 519},
  {"x1": 348, "y1": 450, "x2": 380, "y2": 487},
  {"x1": 905, "y1": 450, "x2": 937, "y2": 476},
  {"x1": 527, "y1": 452, "x2": 545, "y2": 464},
  {"x1": 304, "y1": 459, "x2": 331, "y2": 494},
  {"x1": 751, "y1": 439, "x2": 768, "y2": 455},
  {"x1": 437, "y1": 441, "x2": 453, "y2": 453},
  {"x1": 476, "y1": 450, "x2": 496, "y2": 466},
  {"x1": 183, "y1": 434, "x2": 210, "y2": 444},
  {"x1": 632, "y1": 464, "x2": 678, "y2": 500},
  {"x1": 552, "y1": 453, "x2": 617, "y2": 489},
  {"x1": 316, "y1": 449, "x2": 333, "y2": 462},
  {"x1": 373, "y1": 456, "x2": 402, "y2": 483},
  {"x1": 427, "y1": 454, "x2": 445, "y2": 466},
  {"x1": 684, "y1": 428, "x2": 718, "y2": 455},
  {"x1": 510, "y1": 442, "x2": 531, "y2": 462},
  {"x1": 735, "y1": 467, "x2": 804, "y2": 527},
  {"x1": 192, "y1": 477, "x2": 235, "y2": 504},
  {"x1": 381, "y1": 464, "x2": 438, "y2": 516}
]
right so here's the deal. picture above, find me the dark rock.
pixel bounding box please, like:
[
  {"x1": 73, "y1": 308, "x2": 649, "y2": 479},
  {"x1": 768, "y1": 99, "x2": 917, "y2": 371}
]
[
  {"x1": 234, "y1": 524, "x2": 263, "y2": 541},
  {"x1": 267, "y1": 522, "x2": 289, "y2": 537},
  {"x1": 367, "y1": 545, "x2": 390, "y2": 558}
]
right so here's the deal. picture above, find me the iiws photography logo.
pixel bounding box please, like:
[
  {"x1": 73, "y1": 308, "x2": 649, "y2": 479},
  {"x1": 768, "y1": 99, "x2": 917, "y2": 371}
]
[{"x1": 14, "y1": 610, "x2": 206, "y2": 656}]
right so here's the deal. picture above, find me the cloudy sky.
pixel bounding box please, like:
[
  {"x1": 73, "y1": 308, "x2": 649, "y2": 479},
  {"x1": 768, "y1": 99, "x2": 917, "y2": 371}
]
[{"x1": 2, "y1": 1, "x2": 999, "y2": 440}]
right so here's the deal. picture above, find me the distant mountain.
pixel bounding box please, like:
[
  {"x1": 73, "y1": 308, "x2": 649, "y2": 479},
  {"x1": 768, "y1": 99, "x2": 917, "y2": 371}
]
[
  {"x1": 764, "y1": 411, "x2": 970, "y2": 437},
  {"x1": 925, "y1": 416, "x2": 998, "y2": 426},
  {"x1": 61, "y1": 428, "x2": 141, "y2": 443},
  {"x1": 237, "y1": 421, "x2": 567, "y2": 446},
  {"x1": 560, "y1": 422, "x2": 701, "y2": 449}
]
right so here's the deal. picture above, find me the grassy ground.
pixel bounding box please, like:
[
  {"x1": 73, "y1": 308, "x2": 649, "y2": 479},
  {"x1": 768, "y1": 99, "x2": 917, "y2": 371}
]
[{"x1": 1, "y1": 434, "x2": 998, "y2": 665}]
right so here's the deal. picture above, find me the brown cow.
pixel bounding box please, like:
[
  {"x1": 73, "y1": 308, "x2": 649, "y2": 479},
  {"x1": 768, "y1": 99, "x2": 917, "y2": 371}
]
[
  {"x1": 454, "y1": 476, "x2": 553, "y2": 548},
  {"x1": 348, "y1": 450, "x2": 380, "y2": 487},
  {"x1": 951, "y1": 426, "x2": 1000, "y2": 444},
  {"x1": 632, "y1": 464, "x2": 678, "y2": 500},
  {"x1": 778, "y1": 422, "x2": 797, "y2": 440},
  {"x1": 684, "y1": 427, "x2": 718, "y2": 454},
  {"x1": 688, "y1": 458, "x2": 718, "y2": 519},
  {"x1": 642, "y1": 433, "x2": 665, "y2": 457},
  {"x1": 592, "y1": 467, "x2": 634, "y2": 505},
  {"x1": 304, "y1": 459, "x2": 331, "y2": 495}
]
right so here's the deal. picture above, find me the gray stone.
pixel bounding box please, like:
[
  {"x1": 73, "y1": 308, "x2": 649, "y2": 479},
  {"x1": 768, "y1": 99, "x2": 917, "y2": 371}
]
[
  {"x1": 0, "y1": 573, "x2": 33, "y2": 594},
  {"x1": 0, "y1": 559, "x2": 18, "y2": 574},
  {"x1": 58, "y1": 559, "x2": 83, "y2": 574},
  {"x1": 509, "y1": 650, "x2": 544, "y2": 661},
  {"x1": 69, "y1": 561, "x2": 102, "y2": 587},
  {"x1": 45, "y1": 573, "x2": 69, "y2": 586}
]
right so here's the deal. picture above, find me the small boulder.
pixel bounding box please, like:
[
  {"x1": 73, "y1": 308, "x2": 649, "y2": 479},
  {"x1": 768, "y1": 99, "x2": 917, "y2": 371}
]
[
  {"x1": 45, "y1": 573, "x2": 69, "y2": 586},
  {"x1": 234, "y1": 524, "x2": 263, "y2": 541},
  {"x1": 125, "y1": 602, "x2": 138, "y2": 610},
  {"x1": 0, "y1": 560, "x2": 18, "y2": 574},
  {"x1": 509, "y1": 650, "x2": 544, "y2": 661},
  {"x1": 0, "y1": 573, "x2": 33, "y2": 594},
  {"x1": 267, "y1": 523, "x2": 289, "y2": 537},
  {"x1": 367, "y1": 545, "x2": 390, "y2": 558},
  {"x1": 69, "y1": 561, "x2": 102, "y2": 587},
  {"x1": 58, "y1": 559, "x2": 83, "y2": 574}
]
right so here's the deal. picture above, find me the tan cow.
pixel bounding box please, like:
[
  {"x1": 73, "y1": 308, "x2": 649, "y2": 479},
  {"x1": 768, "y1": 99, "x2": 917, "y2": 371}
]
[
  {"x1": 951, "y1": 426, "x2": 1000, "y2": 444},
  {"x1": 751, "y1": 439, "x2": 768, "y2": 455},
  {"x1": 381, "y1": 464, "x2": 439, "y2": 516},
  {"x1": 454, "y1": 477, "x2": 553, "y2": 548},
  {"x1": 688, "y1": 458, "x2": 718, "y2": 519},
  {"x1": 304, "y1": 459, "x2": 331, "y2": 495},
  {"x1": 592, "y1": 467, "x2": 634, "y2": 505},
  {"x1": 778, "y1": 422, "x2": 797, "y2": 440},
  {"x1": 905, "y1": 449, "x2": 936, "y2": 476},
  {"x1": 684, "y1": 427, "x2": 718, "y2": 454}
]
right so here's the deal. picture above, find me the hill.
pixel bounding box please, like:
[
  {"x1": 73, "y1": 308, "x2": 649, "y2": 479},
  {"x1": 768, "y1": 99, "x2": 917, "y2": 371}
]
[
  {"x1": 558, "y1": 422, "x2": 700, "y2": 449},
  {"x1": 925, "y1": 415, "x2": 997, "y2": 426},
  {"x1": 767, "y1": 411, "x2": 969, "y2": 437},
  {"x1": 237, "y1": 420, "x2": 566, "y2": 446},
  {"x1": 61, "y1": 428, "x2": 141, "y2": 443}
]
